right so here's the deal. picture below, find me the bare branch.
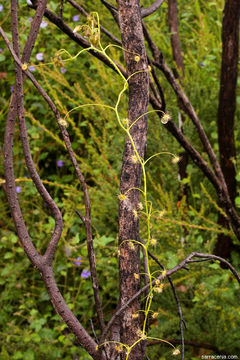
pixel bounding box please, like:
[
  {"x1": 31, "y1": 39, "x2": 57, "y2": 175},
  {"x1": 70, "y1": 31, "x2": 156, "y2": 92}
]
[
  {"x1": 28, "y1": 3, "x2": 126, "y2": 76},
  {"x1": 143, "y1": 23, "x2": 224, "y2": 185},
  {"x1": 141, "y1": 0, "x2": 166, "y2": 18},
  {"x1": 3, "y1": 0, "x2": 43, "y2": 270},
  {"x1": 100, "y1": 0, "x2": 166, "y2": 19},
  {"x1": 100, "y1": 251, "x2": 240, "y2": 342},
  {"x1": 41, "y1": 267, "x2": 100, "y2": 359},
  {"x1": 100, "y1": 0, "x2": 119, "y2": 23},
  {"x1": 59, "y1": 0, "x2": 64, "y2": 18},
  {"x1": 2, "y1": 2, "x2": 104, "y2": 353},
  {"x1": 2, "y1": 17, "x2": 63, "y2": 266},
  {"x1": 147, "y1": 338, "x2": 227, "y2": 355},
  {"x1": 143, "y1": 22, "x2": 240, "y2": 240},
  {"x1": 29, "y1": 1, "x2": 240, "y2": 241},
  {"x1": 1, "y1": 25, "x2": 105, "y2": 333},
  {"x1": 145, "y1": 248, "x2": 186, "y2": 359},
  {"x1": 168, "y1": 0, "x2": 184, "y2": 76}
]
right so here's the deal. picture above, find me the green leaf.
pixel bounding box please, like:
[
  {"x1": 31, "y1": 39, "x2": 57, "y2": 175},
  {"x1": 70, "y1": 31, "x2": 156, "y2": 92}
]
[
  {"x1": 235, "y1": 196, "x2": 240, "y2": 207},
  {"x1": 0, "y1": 54, "x2": 6, "y2": 62},
  {"x1": 4, "y1": 252, "x2": 14, "y2": 259},
  {"x1": 23, "y1": 349, "x2": 34, "y2": 360}
]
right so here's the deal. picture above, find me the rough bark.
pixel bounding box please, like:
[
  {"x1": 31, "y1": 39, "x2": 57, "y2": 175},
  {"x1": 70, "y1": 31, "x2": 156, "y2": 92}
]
[
  {"x1": 117, "y1": 1, "x2": 149, "y2": 359},
  {"x1": 214, "y1": 0, "x2": 240, "y2": 258},
  {"x1": 168, "y1": 0, "x2": 184, "y2": 76}
]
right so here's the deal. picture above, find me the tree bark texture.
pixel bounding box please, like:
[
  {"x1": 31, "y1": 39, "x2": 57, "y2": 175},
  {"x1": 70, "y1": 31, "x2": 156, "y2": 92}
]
[
  {"x1": 215, "y1": 0, "x2": 240, "y2": 258},
  {"x1": 117, "y1": 1, "x2": 149, "y2": 359},
  {"x1": 168, "y1": 0, "x2": 184, "y2": 76}
]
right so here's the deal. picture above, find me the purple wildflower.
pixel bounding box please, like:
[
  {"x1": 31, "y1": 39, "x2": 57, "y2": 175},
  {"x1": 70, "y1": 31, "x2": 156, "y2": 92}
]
[
  {"x1": 16, "y1": 186, "x2": 21, "y2": 193},
  {"x1": 57, "y1": 159, "x2": 63, "y2": 167},
  {"x1": 200, "y1": 62, "x2": 205, "y2": 67},
  {"x1": 81, "y1": 269, "x2": 91, "y2": 279},
  {"x1": 60, "y1": 67, "x2": 67, "y2": 74},
  {"x1": 27, "y1": 17, "x2": 33, "y2": 22},
  {"x1": 36, "y1": 52, "x2": 43, "y2": 61},
  {"x1": 40, "y1": 21, "x2": 48, "y2": 29},
  {"x1": 10, "y1": 86, "x2": 14, "y2": 93},
  {"x1": 0, "y1": 5, "x2": 3, "y2": 11},
  {"x1": 0, "y1": 48, "x2": 3, "y2": 53},
  {"x1": 29, "y1": 65, "x2": 36, "y2": 72},
  {"x1": 74, "y1": 257, "x2": 82, "y2": 266},
  {"x1": 72, "y1": 15, "x2": 79, "y2": 22},
  {"x1": 27, "y1": 0, "x2": 32, "y2": 4}
]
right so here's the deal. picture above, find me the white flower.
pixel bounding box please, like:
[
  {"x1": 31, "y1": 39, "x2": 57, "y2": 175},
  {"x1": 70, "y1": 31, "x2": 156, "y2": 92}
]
[
  {"x1": 40, "y1": 21, "x2": 48, "y2": 29},
  {"x1": 161, "y1": 113, "x2": 171, "y2": 124},
  {"x1": 36, "y1": 52, "x2": 44, "y2": 61},
  {"x1": 172, "y1": 348, "x2": 180, "y2": 356}
]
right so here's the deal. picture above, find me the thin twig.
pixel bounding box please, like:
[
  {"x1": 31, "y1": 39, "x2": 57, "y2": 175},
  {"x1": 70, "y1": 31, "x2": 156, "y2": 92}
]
[
  {"x1": 75, "y1": 209, "x2": 86, "y2": 224},
  {"x1": 146, "y1": 248, "x2": 186, "y2": 359},
  {"x1": 59, "y1": 0, "x2": 64, "y2": 18},
  {"x1": 147, "y1": 338, "x2": 227, "y2": 355},
  {"x1": 90, "y1": 319, "x2": 99, "y2": 344}
]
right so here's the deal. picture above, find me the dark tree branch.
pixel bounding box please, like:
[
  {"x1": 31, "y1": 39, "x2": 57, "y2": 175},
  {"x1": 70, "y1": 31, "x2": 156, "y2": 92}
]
[
  {"x1": 143, "y1": 22, "x2": 240, "y2": 240},
  {"x1": 3, "y1": 0, "x2": 41, "y2": 267},
  {"x1": 100, "y1": 0, "x2": 119, "y2": 23},
  {"x1": 168, "y1": 0, "x2": 184, "y2": 76},
  {"x1": 3, "y1": 13, "x2": 63, "y2": 264},
  {"x1": 214, "y1": 0, "x2": 240, "y2": 259},
  {"x1": 147, "y1": 339, "x2": 227, "y2": 355},
  {"x1": 27, "y1": 0, "x2": 224, "y2": 209},
  {"x1": 1, "y1": 26, "x2": 105, "y2": 335},
  {"x1": 1, "y1": 0, "x2": 103, "y2": 359},
  {"x1": 100, "y1": 0, "x2": 166, "y2": 19},
  {"x1": 41, "y1": 267, "x2": 100, "y2": 359},
  {"x1": 34, "y1": 0, "x2": 240, "y2": 248},
  {"x1": 59, "y1": 0, "x2": 64, "y2": 18},
  {"x1": 100, "y1": 252, "x2": 240, "y2": 344},
  {"x1": 27, "y1": 1, "x2": 240, "y2": 243},
  {"x1": 143, "y1": 23, "x2": 225, "y2": 187},
  {"x1": 148, "y1": 61, "x2": 166, "y2": 111},
  {"x1": 28, "y1": 3, "x2": 124, "y2": 75},
  {"x1": 14, "y1": 53, "x2": 63, "y2": 265},
  {"x1": 145, "y1": 248, "x2": 186, "y2": 359},
  {"x1": 3, "y1": 0, "x2": 50, "y2": 271},
  {"x1": 141, "y1": 0, "x2": 166, "y2": 18},
  {"x1": 217, "y1": 0, "x2": 239, "y2": 202}
]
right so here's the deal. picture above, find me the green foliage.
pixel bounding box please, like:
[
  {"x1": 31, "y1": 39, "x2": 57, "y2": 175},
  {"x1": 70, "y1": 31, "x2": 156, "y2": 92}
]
[{"x1": 0, "y1": 0, "x2": 240, "y2": 359}]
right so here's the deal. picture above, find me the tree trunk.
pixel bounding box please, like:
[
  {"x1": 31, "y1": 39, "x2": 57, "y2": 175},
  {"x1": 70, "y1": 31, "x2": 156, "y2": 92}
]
[
  {"x1": 215, "y1": 0, "x2": 240, "y2": 258},
  {"x1": 117, "y1": 1, "x2": 149, "y2": 359}
]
